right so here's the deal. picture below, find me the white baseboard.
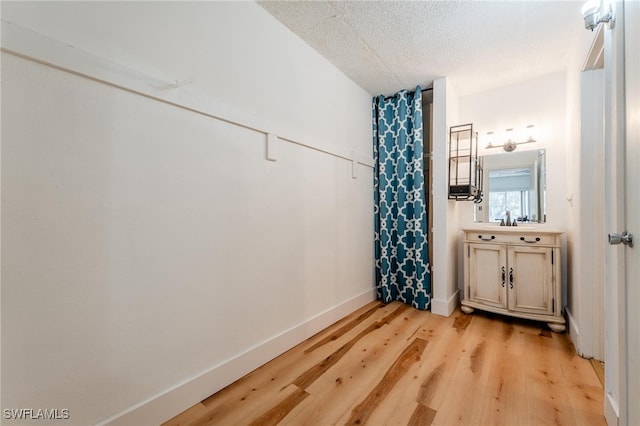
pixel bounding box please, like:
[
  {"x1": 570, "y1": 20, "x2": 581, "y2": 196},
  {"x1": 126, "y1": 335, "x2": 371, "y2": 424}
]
[
  {"x1": 566, "y1": 308, "x2": 582, "y2": 356},
  {"x1": 431, "y1": 289, "x2": 459, "y2": 317},
  {"x1": 605, "y1": 391, "x2": 619, "y2": 426},
  {"x1": 100, "y1": 288, "x2": 377, "y2": 426}
]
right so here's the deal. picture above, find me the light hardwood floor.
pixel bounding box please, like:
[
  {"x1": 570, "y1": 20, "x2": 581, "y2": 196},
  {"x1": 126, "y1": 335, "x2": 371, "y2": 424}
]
[{"x1": 163, "y1": 301, "x2": 605, "y2": 426}]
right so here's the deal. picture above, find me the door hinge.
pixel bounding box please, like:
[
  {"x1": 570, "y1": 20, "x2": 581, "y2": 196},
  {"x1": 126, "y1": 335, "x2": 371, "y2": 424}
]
[{"x1": 467, "y1": 245, "x2": 470, "y2": 257}]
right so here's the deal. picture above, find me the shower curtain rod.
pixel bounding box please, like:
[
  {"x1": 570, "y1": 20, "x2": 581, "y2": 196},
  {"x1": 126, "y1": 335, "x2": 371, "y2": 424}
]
[{"x1": 380, "y1": 86, "x2": 432, "y2": 100}]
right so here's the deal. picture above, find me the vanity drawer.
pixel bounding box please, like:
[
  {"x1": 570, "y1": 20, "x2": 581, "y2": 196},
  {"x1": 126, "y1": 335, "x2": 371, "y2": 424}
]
[{"x1": 466, "y1": 232, "x2": 557, "y2": 246}]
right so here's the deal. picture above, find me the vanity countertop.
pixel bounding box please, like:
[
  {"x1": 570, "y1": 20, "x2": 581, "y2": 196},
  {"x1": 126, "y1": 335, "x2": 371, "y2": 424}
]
[{"x1": 461, "y1": 226, "x2": 565, "y2": 234}]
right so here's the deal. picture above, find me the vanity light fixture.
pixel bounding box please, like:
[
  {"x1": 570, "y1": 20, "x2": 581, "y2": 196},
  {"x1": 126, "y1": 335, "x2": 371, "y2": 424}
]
[
  {"x1": 581, "y1": 0, "x2": 615, "y2": 31},
  {"x1": 484, "y1": 125, "x2": 537, "y2": 152}
]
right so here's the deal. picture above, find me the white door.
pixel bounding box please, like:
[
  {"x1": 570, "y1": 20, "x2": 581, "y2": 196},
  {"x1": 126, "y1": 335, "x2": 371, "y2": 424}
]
[
  {"x1": 622, "y1": 1, "x2": 639, "y2": 424},
  {"x1": 605, "y1": 1, "x2": 639, "y2": 425}
]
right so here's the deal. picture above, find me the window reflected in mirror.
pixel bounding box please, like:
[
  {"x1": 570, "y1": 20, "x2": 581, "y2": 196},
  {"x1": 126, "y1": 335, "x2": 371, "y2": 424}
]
[
  {"x1": 475, "y1": 149, "x2": 546, "y2": 223},
  {"x1": 488, "y1": 168, "x2": 532, "y2": 222}
]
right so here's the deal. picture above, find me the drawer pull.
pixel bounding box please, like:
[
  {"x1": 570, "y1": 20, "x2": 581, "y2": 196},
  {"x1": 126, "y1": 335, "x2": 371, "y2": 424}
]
[
  {"x1": 520, "y1": 237, "x2": 541, "y2": 244},
  {"x1": 501, "y1": 266, "x2": 506, "y2": 287},
  {"x1": 509, "y1": 267, "x2": 514, "y2": 289},
  {"x1": 478, "y1": 235, "x2": 496, "y2": 241}
]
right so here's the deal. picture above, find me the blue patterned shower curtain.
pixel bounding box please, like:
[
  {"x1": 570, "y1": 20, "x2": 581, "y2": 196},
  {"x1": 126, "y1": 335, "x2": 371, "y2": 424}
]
[{"x1": 373, "y1": 88, "x2": 431, "y2": 310}]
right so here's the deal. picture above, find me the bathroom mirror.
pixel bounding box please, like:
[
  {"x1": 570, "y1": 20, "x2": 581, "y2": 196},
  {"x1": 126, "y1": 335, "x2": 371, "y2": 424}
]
[{"x1": 475, "y1": 149, "x2": 546, "y2": 223}]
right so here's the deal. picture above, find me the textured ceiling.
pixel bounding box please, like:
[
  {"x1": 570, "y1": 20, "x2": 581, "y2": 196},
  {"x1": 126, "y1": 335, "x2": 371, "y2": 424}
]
[{"x1": 258, "y1": 1, "x2": 585, "y2": 97}]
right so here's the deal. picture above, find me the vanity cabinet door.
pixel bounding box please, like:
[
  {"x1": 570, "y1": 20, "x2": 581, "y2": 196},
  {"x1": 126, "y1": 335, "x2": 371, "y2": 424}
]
[
  {"x1": 467, "y1": 243, "x2": 507, "y2": 309},
  {"x1": 507, "y1": 246, "x2": 554, "y2": 316}
]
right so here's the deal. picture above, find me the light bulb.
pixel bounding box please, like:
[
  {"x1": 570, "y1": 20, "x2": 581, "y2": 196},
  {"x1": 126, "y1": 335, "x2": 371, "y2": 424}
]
[
  {"x1": 503, "y1": 129, "x2": 516, "y2": 152},
  {"x1": 526, "y1": 124, "x2": 536, "y2": 143}
]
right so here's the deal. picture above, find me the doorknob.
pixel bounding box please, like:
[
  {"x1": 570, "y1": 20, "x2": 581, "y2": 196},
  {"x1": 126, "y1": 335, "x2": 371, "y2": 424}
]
[{"x1": 608, "y1": 231, "x2": 634, "y2": 247}]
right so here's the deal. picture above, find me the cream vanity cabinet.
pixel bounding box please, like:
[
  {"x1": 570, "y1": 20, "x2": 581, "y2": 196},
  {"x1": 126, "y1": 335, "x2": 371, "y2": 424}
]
[{"x1": 461, "y1": 228, "x2": 565, "y2": 332}]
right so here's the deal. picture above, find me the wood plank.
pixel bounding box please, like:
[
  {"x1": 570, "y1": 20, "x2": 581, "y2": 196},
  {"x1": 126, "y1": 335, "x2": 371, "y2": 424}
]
[
  {"x1": 190, "y1": 383, "x2": 282, "y2": 425},
  {"x1": 285, "y1": 307, "x2": 427, "y2": 425},
  {"x1": 414, "y1": 313, "x2": 473, "y2": 414},
  {"x1": 191, "y1": 383, "x2": 308, "y2": 426},
  {"x1": 416, "y1": 361, "x2": 446, "y2": 406},
  {"x1": 430, "y1": 313, "x2": 501, "y2": 425},
  {"x1": 247, "y1": 385, "x2": 308, "y2": 426},
  {"x1": 475, "y1": 317, "x2": 529, "y2": 426},
  {"x1": 375, "y1": 398, "x2": 425, "y2": 426},
  {"x1": 408, "y1": 404, "x2": 437, "y2": 426},
  {"x1": 304, "y1": 301, "x2": 382, "y2": 353},
  {"x1": 162, "y1": 403, "x2": 208, "y2": 426},
  {"x1": 525, "y1": 333, "x2": 577, "y2": 425},
  {"x1": 345, "y1": 338, "x2": 428, "y2": 425},
  {"x1": 552, "y1": 331, "x2": 606, "y2": 425},
  {"x1": 452, "y1": 312, "x2": 473, "y2": 333},
  {"x1": 292, "y1": 303, "x2": 411, "y2": 390}
]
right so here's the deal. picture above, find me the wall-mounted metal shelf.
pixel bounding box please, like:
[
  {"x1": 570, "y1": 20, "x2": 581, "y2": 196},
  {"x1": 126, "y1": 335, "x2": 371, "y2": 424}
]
[{"x1": 449, "y1": 123, "x2": 483, "y2": 202}]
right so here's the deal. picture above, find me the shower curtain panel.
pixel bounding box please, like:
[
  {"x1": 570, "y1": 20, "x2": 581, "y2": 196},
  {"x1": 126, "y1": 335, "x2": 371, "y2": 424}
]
[{"x1": 373, "y1": 88, "x2": 431, "y2": 310}]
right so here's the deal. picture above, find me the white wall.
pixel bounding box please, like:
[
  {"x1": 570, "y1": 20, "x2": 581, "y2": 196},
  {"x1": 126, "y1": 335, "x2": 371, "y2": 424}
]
[
  {"x1": 0, "y1": 2, "x2": 374, "y2": 425},
  {"x1": 456, "y1": 73, "x2": 570, "y2": 299},
  {"x1": 431, "y1": 78, "x2": 460, "y2": 316}
]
